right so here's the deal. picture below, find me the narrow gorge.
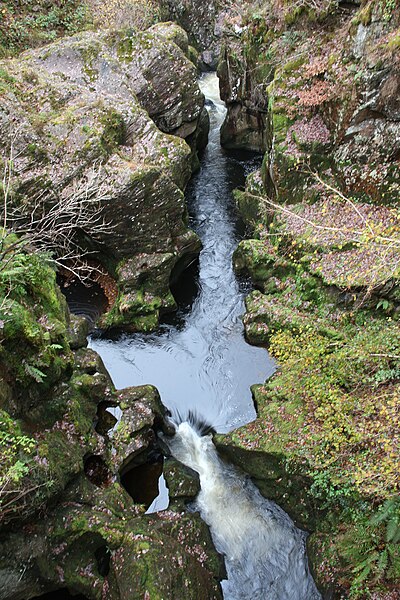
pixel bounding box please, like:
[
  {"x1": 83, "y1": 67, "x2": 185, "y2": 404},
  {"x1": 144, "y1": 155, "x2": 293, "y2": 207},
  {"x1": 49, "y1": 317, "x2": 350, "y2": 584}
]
[{"x1": 0, "y1": 1, "x2": 399, "y2": 599}]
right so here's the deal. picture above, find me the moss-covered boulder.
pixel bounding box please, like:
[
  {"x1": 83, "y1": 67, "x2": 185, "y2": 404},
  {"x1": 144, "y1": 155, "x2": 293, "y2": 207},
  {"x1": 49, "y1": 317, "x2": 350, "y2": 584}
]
[
  {"x1": 0, "y1": 250, "x2": 223, "y2": 598},
  {"x1": 160, "y1": 0, "x2": 223, "y2": 68},
  {"x1": 163, "y1": 457, "x2": 201, "y2": 499},
  {"x1": 0, "y1": 23, "x2": 207, "y2": 330},
  {"x1": 0, "y1": 476, "x2": 223, "y2": 600}
]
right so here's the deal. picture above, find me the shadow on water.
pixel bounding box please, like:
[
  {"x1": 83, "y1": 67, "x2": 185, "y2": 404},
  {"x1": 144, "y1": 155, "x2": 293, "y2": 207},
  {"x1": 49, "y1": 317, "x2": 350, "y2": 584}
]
[{"x1": 59, "y1": 279, "x2": 108, "y2": 327}]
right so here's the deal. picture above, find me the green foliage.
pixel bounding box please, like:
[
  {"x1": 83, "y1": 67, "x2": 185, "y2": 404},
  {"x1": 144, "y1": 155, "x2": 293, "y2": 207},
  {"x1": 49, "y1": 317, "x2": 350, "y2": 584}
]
[
  {"x1": 0, "y1": 244, "x2": 72, "y2": 400},
  {"x1": 339, "y1": 499, "x2": 400, "y2": 598},
  {"x1": 0, "y1": 410, "x2": 35, "y2": 487},
  {"x1": 381, "y1": 0, "x2": 397, "y2": 22},
  {"x1": 0, "y1": 0, "x2": 92, "y2": 56}
]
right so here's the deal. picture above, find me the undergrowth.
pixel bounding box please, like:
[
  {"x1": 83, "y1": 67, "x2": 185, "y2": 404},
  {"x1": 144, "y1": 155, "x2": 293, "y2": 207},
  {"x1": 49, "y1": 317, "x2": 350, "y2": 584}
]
[{"x1": 0, "y1": 0, "x2": 92, "y2": 56}]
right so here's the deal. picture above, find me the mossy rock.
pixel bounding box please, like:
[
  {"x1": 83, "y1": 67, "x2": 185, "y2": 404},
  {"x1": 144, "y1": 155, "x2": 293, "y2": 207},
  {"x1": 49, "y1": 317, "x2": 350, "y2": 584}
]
[
  {"x1": 149, "y1": 22, "x2": 189, "y2": 57},
  {"x1": 233, "y1": 239, "x2": 277, "y2": 287},
  {"x1": 0, "y1": 250, "x2": 72, "y2": 415},
  {"x1": 67, "y1": 314, "x2": 89, "y2": 350},
  {"x1": 215, "y1": 436, "x2": 319, "y2": 531},
  {"x1": 163, "y1": 457, "x2": 200, "y2": 499}
]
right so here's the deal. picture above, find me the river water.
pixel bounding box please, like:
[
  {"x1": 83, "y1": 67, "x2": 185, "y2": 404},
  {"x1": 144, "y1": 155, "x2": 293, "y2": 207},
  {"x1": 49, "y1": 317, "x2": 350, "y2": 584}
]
[
  {"x1": 88, "y1": 73, "x2": 320, "y2": 599},
  {"x1": 89, "y1": 74, "x2": 275, "y2": 432}
]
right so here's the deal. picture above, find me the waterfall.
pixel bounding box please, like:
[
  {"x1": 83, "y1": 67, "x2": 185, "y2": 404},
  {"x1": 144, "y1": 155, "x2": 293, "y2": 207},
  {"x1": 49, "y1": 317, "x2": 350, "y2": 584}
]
[{"x1": 163, "y1": 420, "x2": 321, "y2": 600}]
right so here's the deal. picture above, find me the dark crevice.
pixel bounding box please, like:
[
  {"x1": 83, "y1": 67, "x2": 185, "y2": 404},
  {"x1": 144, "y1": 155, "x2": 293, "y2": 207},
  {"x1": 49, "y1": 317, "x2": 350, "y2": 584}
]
[
  {"x1": 84, "y1": 454, "x2": 113, "y2": 487},
  {"x1": 120, "y1": 452, "x2": 163, "y2": 508},
  {"x1": 58, "y1": 277, "x2": 108, "y2": 325},
  {"x1": 95, "y1": 544, "x2": 111, "y2": 577},
  {"x1": 161, "y1": 256, "x2": 200, "y2": 328},
  {"x1": 95, "y1": 401, "x2": 118, "y2": 435}
]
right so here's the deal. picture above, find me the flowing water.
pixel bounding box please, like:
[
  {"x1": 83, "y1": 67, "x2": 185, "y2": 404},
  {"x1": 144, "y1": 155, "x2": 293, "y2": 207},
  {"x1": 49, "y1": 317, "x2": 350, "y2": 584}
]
[
  {"x1": 86, "y1": 73, "x2": 320, "y2": 599},
  {"x1": 89, "y1": 74, "x2": 275, "y2": 432},
  {"x1": 163, "y1": 421, "x2": 320, "y2": 600}
]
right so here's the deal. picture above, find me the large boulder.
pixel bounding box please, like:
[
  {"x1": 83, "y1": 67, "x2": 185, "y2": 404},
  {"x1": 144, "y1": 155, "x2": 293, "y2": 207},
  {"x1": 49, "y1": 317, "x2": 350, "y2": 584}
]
[{"x1": 0, "y1": 23, "x2": 207, "y2": 330}]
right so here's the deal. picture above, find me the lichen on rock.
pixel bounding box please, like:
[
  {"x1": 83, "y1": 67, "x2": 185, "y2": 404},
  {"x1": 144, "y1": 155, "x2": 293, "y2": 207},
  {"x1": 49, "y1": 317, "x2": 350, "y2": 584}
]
[{"x1": 0, "y1": 22, "x2": 208, "y2": 331}]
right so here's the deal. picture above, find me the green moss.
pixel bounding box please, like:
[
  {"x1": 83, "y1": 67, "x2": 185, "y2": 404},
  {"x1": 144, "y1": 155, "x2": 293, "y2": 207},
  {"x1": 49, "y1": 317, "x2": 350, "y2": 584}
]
[
  {"x1": 79, "y1": 42, "x2": 100, "y2": 81},
  {"x1": 233, "y1": 239, "x2": 277, "y2": 285},
  {"x1": 271, "y1": 112, "x2": 293, "y2": 145},
  {"x1": 0, "y1": 65, "x2": 17, "y2": 93},
  {"x1": 387, "y1": 30, "x2": 400, "y2": 49},
  {"x1": 282, "y1": 56, "x2": 306, "y2": 73},
  {"x1": 0, "y1": 249, "x2": 72, "y2": 403},
  {"x1": 26, "y1": 142, "x2": 48, "y2": 163},
  {"x1": 100, "y1": 108, "x2": 126, "y2": 154},
  {"x1": 187, "y1": 45, "x2": 199, "y2": 67},
  {"x1": 116, "y1": 36, "x2": 134, "y2": 63}
]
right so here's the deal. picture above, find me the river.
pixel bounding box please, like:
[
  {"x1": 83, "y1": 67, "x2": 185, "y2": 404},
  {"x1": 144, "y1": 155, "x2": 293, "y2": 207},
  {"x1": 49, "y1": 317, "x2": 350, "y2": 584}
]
[
  {"x1": 89, "y1": 74, "x2": 275, "y2": 433},
  {"x1": 88, "y1": 73, "x2": 320, "y2": 600}
]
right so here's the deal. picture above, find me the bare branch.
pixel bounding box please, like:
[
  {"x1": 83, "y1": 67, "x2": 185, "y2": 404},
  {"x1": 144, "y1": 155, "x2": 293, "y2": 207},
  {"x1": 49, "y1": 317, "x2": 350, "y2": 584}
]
[{"x1": 1, "y1": 129, "x2": 115, "y2": 283}]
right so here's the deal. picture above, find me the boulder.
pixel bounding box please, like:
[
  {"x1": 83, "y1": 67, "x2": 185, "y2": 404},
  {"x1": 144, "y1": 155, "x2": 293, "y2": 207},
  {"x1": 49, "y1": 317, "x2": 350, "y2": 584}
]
[{"x1": 0, "y1": 24, "x2": 207, "y2": 330}]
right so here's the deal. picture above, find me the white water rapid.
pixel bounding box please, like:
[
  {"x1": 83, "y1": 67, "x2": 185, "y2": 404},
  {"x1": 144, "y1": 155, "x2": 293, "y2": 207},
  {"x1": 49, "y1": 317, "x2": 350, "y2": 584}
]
[{"x1": 164, "y1": 421, "x2": 321, "y2": 600}]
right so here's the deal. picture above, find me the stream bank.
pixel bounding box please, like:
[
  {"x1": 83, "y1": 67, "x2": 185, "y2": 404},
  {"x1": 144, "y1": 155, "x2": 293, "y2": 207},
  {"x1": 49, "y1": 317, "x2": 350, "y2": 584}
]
[{"x1": 208, "y1": 2, "x2": 400, "y2": 598}]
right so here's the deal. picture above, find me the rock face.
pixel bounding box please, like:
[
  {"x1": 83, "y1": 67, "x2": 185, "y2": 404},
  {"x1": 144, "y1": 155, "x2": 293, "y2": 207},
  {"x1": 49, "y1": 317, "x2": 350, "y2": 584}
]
[
  {"x1": 0, "y1": 248, "x2": 223, "y2": 599},
  {"x1": 0, "y1": 22, "x2": 208, "y2": 330},
  {"x1": 161, "y1": 0, "x2": 222, "y2": 68},
  {"x1": 215, "y1": 3, "x2": 400, "y2": 598},
  {"x1": 217, "y1": 1, "x2": 400, "y2": 202},
  {"x1": 218, "y1": 39, "x2": 271, "y2": 152}
]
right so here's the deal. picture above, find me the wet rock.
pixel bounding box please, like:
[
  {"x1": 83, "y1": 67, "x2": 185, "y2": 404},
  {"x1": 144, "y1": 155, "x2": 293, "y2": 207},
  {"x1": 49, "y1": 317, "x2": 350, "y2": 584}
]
[
  {"x1": 163, "y1": 457, "x2": 201, "y2": 499},
  {"x1": 111, "y1": 385, "x2": 168, "y2": 471},
  {"x1": 67, "y1": 315, "x2": 89, "y2": 350},
  {"x1": 94, "y1": 401, "x2": 117, "y2": 434},
  {"x1": 195, "y1": 106, "x2": 211, "y2": 153},
  {"x1": 0, "y1": 254, "x2": 223, "y2": 597}
]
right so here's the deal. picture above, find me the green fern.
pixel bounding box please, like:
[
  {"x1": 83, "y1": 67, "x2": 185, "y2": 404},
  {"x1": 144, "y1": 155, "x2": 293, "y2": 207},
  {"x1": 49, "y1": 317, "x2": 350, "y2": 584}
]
[{"x1": 23, "y1": 363, "x2": 46, "y2": 383}]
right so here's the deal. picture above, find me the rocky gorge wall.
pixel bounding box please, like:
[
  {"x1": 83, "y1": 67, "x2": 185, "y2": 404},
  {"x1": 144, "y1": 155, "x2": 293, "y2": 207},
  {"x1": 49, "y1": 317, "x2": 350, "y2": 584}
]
[
  {"x1": 153, "y1": 0, "x2": 400, "y2": 597},
  {"x1": 0, "y1": 21, "x2": 209, "y2": 332},
  {"x1": 0, "y1": 244, "x2": 223, "y2": 599},
  {"x1": 208, "y1": 1, "x2": 400, "y2": 598}
]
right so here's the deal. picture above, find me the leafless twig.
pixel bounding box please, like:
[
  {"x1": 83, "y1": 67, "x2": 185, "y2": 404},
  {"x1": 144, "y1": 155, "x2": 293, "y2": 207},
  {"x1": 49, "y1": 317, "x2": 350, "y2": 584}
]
[{"x1": 1, "y1": 130, "x2": 115, "y2": 282}]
